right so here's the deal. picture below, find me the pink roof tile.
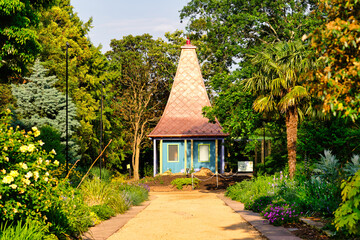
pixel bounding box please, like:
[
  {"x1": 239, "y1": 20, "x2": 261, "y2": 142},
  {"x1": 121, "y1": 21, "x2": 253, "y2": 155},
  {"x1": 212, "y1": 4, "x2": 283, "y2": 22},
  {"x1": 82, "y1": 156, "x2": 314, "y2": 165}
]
[{"x1": 148, "y1": 42, "x2": 228, "y2": 138}]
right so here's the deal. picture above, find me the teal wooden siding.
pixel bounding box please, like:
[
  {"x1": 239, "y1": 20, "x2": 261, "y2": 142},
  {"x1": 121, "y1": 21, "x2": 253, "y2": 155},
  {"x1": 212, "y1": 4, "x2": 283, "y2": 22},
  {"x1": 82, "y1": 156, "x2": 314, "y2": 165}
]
[{"x1": 162, "y1": 140, "x2": 217, "y2": 173}]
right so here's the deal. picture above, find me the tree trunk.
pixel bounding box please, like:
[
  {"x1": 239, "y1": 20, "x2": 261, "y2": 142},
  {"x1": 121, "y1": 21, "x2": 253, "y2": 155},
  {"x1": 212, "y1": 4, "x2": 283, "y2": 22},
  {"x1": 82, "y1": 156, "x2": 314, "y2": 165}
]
[
  {"x1": 133, "y1": 139, "x2": 140, "y2": 180},
  {"x1": 286, "y1": 107, "x2": 298, "y2": 179}
]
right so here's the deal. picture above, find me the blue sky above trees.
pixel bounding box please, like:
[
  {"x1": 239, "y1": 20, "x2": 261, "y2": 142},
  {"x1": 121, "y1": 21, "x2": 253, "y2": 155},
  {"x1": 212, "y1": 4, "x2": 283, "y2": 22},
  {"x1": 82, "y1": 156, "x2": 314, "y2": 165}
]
[{"x1": 72, "y1": 0, "x2": 189, "y2": 52}]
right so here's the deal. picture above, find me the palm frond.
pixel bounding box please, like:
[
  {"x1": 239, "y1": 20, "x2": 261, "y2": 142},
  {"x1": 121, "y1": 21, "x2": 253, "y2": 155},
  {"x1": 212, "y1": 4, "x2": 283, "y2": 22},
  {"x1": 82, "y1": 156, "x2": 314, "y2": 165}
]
[
  {"x1": 253, "y1": 95, "x2": 276, "y2": 113},
  {"x1": 278, "y1": 86, "x2": 309, "y2": 112}
]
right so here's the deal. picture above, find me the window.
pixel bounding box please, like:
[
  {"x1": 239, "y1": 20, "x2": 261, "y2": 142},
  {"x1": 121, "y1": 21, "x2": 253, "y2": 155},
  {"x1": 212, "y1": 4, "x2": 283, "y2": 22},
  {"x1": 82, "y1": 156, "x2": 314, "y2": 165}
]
[
  {"x1": 168, "y1": 144, "x2": 179, "y2": 162},
  {"x1": 199, "y1": 144, "x2": 210, "y2": 162}
]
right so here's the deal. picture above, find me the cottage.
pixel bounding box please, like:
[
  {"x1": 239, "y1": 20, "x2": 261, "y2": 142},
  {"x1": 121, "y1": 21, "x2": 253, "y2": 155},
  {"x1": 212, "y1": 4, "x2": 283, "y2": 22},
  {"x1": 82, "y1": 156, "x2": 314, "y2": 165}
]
[{"x1": 148, "y1": 39, "x2": 228, "y2": 176}]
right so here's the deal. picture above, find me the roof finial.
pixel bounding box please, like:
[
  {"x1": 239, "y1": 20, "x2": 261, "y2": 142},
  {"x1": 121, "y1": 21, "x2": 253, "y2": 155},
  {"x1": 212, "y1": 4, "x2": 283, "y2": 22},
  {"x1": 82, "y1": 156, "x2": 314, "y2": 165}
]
[{"x1": 186, "y1": 37, "x2": 191, "y2": 45}]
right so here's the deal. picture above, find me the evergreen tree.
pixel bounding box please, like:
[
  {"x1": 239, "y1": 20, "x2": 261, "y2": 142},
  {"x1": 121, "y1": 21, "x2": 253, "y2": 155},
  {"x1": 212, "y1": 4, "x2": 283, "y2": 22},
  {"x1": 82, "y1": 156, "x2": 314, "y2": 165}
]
[{"x1": 12, "y1": 60, "x2": 79, "y2": 161}]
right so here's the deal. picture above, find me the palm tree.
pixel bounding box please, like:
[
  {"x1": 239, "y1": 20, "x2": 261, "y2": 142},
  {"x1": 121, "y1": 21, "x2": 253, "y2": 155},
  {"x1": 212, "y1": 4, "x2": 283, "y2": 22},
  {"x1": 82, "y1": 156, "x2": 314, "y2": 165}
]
[{"x1": 244, "y1": 41, "x2": 312, "y2": 178}]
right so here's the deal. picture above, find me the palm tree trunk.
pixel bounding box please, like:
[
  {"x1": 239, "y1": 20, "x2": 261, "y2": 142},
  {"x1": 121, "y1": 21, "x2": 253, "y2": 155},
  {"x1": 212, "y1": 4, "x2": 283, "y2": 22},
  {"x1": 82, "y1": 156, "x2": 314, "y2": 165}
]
[{"x1": 286, "y1": 107, "x2": 298, "y2": 179}]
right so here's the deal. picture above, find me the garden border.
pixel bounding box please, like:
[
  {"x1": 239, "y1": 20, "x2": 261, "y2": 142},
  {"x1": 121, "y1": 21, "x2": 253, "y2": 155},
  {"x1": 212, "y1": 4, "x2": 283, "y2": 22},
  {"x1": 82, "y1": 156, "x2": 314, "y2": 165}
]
[
  {"x1": 217, "y1": 193, "x2": 301, "y2": 240},
  {"x1": 82, "y1": 195, "x2": 155, "y2": 240}
]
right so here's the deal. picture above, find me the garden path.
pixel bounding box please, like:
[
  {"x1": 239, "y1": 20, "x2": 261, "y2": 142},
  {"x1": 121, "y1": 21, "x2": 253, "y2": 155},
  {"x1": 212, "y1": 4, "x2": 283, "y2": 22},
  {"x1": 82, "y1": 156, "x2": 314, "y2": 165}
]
[{"x1": 107, "y1": 191, "x2": 264, "y2": 240}]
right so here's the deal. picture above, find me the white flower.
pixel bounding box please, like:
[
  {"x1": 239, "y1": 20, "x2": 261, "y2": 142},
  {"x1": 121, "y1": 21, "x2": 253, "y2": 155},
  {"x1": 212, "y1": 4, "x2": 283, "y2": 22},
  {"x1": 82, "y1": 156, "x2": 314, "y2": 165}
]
[
  {"x1": 9, "y1": 170, "x2": 19, "y2": 177},
  {"x1": 44, "y1": 177, "x2": 48, "y2": 182},
  {"x1": 53, "y1": 160, "x2": 59, "y2": 166},
  {"x1": 51, "y1": 149, "x2": 56, "y2": 155},
  {"x1": 37, "y1": 157, "x2": 43, "y2": 164},
  {"x1": 2, "y1": 175, "x2": 14, "y2": 184},
  {"x1": 19, "y1": 163, "x2": 28, "y2": 170},
  {"x1": 38, "y1": 140, "x2": 44, "y2": 146},
  {"x1": 27, "y1": 144, "x2": 36, "y2": 152},
  {"x1": 22, "y1": 178, "x2": 31, "y2": 185},
  {"x1": 9, "y1": 184, "x2": 17, "y2": 189},
  {"x1": 34, "y1": 171, "x2": 39, "y2": 181},
  {"x1": 45, "y1": 172, "x2": 49, "y2": 176},
  {"x1": 45, "y1": 160, "x2": 50, "y2": 165},
  {"x1": 25, "y1": 171, "x2": 33, "y2": 179},
  {"x1": 20, "y1": 145, "x2": 28, "y2": 153}
]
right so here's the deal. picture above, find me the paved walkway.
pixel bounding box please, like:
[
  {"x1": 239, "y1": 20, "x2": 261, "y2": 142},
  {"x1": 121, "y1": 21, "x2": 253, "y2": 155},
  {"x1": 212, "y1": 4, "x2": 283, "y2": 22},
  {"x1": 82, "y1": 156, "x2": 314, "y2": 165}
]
[{"x1": 107, "y1": 191, "x2": 264, "y2": 240}]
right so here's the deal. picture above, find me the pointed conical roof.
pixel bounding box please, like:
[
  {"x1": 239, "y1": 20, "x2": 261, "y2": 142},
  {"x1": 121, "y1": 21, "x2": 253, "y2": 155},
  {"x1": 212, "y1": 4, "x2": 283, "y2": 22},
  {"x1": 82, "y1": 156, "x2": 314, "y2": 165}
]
[{"x1": 148, "y1": 41, "x2": 228, "y2": 138}]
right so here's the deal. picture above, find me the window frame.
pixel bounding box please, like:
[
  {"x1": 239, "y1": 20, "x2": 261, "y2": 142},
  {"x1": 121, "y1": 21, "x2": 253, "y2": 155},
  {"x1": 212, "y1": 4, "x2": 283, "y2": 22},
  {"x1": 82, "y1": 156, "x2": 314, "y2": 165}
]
[
  {"x1": 198, "y1": 144, "x2": 210, "y2": 162},
  {"x1": 167, "y1": 144, "x2": 179, "y2": 162}
]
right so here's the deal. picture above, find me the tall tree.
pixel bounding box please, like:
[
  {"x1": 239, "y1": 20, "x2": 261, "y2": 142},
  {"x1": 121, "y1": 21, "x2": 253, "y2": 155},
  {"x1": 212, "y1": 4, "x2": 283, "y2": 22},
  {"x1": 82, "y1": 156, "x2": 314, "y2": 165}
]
[
  {"x1": 244, "y1": 41, "x2": 313, "y2": 178},
  {"x1": 180, "y1": 0, "x2": 321, "y2": 91},
  {"x1": 106, "y1": 34, "x2": 177, "y2": 180},
  {"x1": 0, "y1": 0, "x2": 55, "y2": 81},
  {"x1": 307, "y1": 0, "x2": 360, "y2": 121},
  {"x1": 37, "y1": 0, "x2": 110, "y2": 165},
  {"x1": 12, "y1": 60, "x2": 79, "y2": 160}
]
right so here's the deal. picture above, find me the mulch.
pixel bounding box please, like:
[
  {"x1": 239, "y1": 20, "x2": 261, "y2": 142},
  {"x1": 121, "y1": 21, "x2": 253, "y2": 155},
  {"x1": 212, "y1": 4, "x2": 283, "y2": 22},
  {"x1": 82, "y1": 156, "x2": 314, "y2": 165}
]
[{"x1": 144, "y1": 173, "x2": 251, "y2": 191}]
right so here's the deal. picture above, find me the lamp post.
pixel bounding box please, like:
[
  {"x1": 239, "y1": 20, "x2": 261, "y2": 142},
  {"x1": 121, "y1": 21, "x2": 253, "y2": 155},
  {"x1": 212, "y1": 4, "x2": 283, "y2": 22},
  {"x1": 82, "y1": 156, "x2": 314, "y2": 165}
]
[
  {"x1": 99, "y1": 81, "x2": 104, "y2": 181},
  {"x1": 65, "y1": 42, "x2": 70, "y2": 174}
]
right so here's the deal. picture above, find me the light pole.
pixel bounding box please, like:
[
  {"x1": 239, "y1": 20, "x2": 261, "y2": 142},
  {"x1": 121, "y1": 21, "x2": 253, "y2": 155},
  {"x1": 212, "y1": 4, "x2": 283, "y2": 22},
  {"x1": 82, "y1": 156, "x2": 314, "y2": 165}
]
[
  {"x1": 99, "y1": 81, "x2": 104, "y2": 180},
  {"x1": 65, "y1": 42, "x2": 70, "y2": 174}
]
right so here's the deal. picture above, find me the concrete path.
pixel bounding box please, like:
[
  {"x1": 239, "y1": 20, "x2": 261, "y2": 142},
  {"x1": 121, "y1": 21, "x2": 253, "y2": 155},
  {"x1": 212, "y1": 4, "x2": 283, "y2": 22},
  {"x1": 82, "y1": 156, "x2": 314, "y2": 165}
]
[{"x1": 107, "y1": 191, "x2": 264, "y2": 240}]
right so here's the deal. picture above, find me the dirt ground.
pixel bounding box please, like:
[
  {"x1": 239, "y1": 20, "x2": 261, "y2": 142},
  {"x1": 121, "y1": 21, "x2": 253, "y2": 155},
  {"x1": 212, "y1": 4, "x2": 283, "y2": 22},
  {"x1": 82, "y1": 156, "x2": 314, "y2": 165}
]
[
  {"x1": 144, "y1": 171, "x2": 252, "y2": 192},
  {"x1": 107, "y1": 191, "x2": 265, "y2": 240}
]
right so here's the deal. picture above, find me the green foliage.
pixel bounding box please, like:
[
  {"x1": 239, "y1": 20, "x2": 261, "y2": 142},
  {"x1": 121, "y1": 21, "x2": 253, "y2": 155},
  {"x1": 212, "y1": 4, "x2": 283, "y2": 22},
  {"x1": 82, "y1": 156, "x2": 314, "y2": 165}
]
[
  {"x1": 334, "y1": 170, "x2": 360, "y2": 236},
  {"x1": 117, "y1": 184, "x2": 149, "y2": 206},
  {"x1": 46, "y1": 184, "x2": 92, "y2": 238},
  {"x1": 0, "y1": 0, "x2": 55, "y2": 81},
  {"x1": 308, "y1": 0, "x2": 360, "y2": 120},
  {"x1": 36, "y1": 125, "x2": 65, "y2": 165},
  {"x1": 313, "y1": 150, "x2": 340, "y2": 184},
  {"x1": 344, "y1": 155, "x2": 360, "y2": 178},
  {"x1": 297, "y1": 118, "x2": 360, "y2": 164},
  {"x1": 106, "y1": 34, "x2": 177, "y2": 179},
  {"x1": 90, "y1": 167, "x2": 113, "y2": 182},
  {"x1": 37, "y1": 0, "x2": 112, "y2": 167},
  {"x1": 90, "y1": 204, "x2": 115, "y2": 220},
  {"x1": 180, "y1": 0, "x2": 321, "y2": 92},
  {"x1": 11, "y1": 60, "x2": 80, "y2": 161},
  {"x1": 261, "y1": 201, "x2": 301, "y2": 226},
  {"x1": 0, "y1": 219, "x2": 49, "y2": 240},
  {"x1": 0, "y1": 109, "x2": 60, "y2": 223},
  {"x1": 248, "y1": 196, "x2": 273, "y2": 213},
  {"x1": 171, "y1": 178, "x2": 199, "y2": 190}
]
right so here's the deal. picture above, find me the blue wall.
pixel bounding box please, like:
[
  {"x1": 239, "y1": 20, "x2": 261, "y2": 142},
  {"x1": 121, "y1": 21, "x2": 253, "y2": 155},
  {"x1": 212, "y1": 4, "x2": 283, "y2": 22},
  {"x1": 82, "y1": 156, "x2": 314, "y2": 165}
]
[{"x1": 162, "y1": 140, "x2": 217, "y2": 173}]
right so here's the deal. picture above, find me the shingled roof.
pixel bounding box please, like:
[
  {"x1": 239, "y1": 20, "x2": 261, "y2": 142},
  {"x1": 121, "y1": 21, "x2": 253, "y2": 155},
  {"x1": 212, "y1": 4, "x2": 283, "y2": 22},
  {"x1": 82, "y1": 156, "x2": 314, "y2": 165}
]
[{"x1": 148, "y1": 40, "x2": 228, "y2": 138}]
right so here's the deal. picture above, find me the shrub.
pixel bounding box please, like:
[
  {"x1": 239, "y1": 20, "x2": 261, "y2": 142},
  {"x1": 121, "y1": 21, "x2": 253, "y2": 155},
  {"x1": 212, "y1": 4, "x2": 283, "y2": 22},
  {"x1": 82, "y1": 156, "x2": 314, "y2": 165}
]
[
  {"x1": 90, "y1": 205, "x2": 115, "y2": 220},
  {"x1": 0, "y1": 110, "x2": 61, "y2": 224},
  {"x1": 334, "y1": 170, "x2": 360, "y2": 236},
  {"x1": 0, "y1": 219, "x2": 51, "y2": 240},
  {"x1": 247, "y1": 196, "x2": 273, "y2": 213},
  {"x1": 261, "y1": 201, "x2": 301, "y2": 226},
  {"x1": 313, "y1": 150, "x2": 340, "y2": 184},
  {"x1": 117, "y1": 183, "x2": 149, "y2": 206},
  {"x1": 90, "y1": 167, "x2": 113, "y2": 182},
  {"x1": 171, "y1": 178, "x2": 199, "y2": 190}
]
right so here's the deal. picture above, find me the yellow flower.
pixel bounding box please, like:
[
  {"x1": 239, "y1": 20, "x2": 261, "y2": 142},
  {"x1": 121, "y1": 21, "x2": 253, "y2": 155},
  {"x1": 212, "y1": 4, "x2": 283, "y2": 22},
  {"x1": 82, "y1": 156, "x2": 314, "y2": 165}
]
[
  {"x1": 1, "y1": 169, "x2": 6, "y2": 174},
  {"x1": 32, "y1": 127, "x2": 40, "y2": 137},
  {"x1": 6, "y1": 108, "x2": 11, "y2": 113},
  {"x1": 25, "y1": 171, "x2": 33, "y2": 179},
  {"x1": 20, "y1": 145, "x2": 28, "y2": 153},
  {"x1": 27, "y1": 144, "x2": 36, "y2": 152},
  {"x1": 13, "y1": 208, "x2": 18, "y2": 213},
  {"x1": 38, "y1": 140, "x2": 44, "y2": 146},
  {"x1": 5, "y1": 157, "x2": 9, "y2": 162},
  {"x1": 22, "y1": 178, "x2": 31, "y2": 185},
  {"x1": 19, "y1": 163, "x2": 28, "y2": 170},
  {"x1": 54, "y1": 160, "x2": 59, "y2": 166},
  {"x1": 44, "y1": 177, "x2": 48, "y2": 182},
  {"x1": 2, "y1": 175, "x2": 14, "y2": 184},
  {"x1": 45, "y1": 160, "x2": 50, "y2": 165},
  {"x1": 3, "y1": 146, "x2": 8, "y2": 151},
  {"x1": 37, "y1": 158, "x2": 43, "y2": 165},
  {"x1": 9, "y1": 184, "x2": 17, "y2": 189},
  {"x1": 9, "y1": 170, "x2": 19, "y2": 178},
  {"x1": 34, "y1": 171, "x2": 39, "y2": 181},
  {"x1": 51, "y1": 149, "x2": 56, "y2": 155},
  {"x1": 45, "y1": 172, "x2": 49, "y2": 176}
]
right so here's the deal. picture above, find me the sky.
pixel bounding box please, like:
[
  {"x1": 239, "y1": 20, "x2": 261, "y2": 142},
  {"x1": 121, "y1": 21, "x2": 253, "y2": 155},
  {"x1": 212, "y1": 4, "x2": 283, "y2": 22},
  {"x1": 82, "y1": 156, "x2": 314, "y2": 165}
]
[{"x1": 71, "y1": 0, "x2": 190, "y2": 53}]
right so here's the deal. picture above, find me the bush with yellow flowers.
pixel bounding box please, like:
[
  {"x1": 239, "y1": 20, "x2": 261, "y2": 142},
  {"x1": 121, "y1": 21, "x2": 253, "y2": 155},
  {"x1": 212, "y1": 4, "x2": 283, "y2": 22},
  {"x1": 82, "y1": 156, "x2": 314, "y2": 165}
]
[{"x1": 0, "y1": 109, "x2": 61, "y2": 223}]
